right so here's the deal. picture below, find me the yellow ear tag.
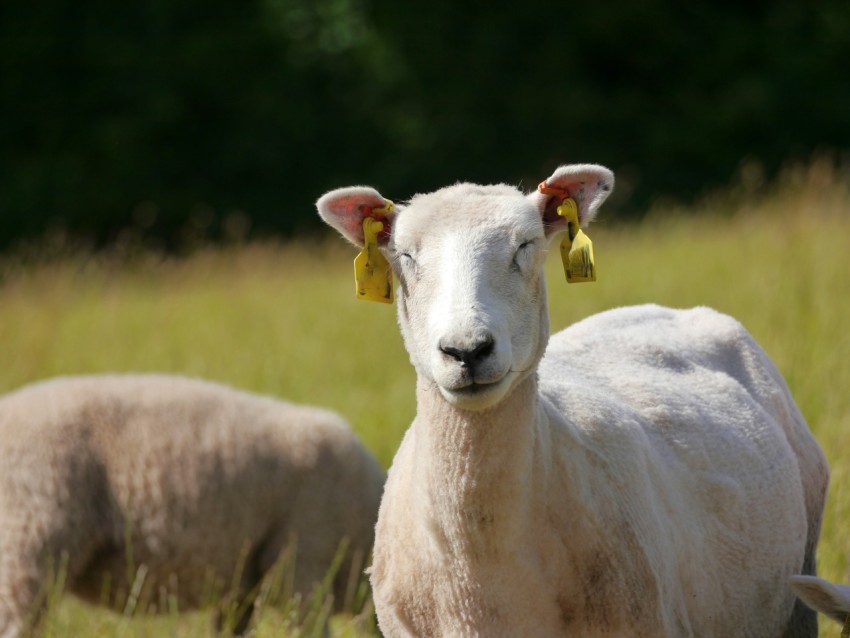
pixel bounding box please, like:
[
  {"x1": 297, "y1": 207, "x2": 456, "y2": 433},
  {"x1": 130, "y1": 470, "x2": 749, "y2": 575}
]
[
  {"x1": 354, "y1": 207, "x2": 394, "y2": 303},
  {"x1": 557, "y1": 198, "x2": 596, "y2": 283}
]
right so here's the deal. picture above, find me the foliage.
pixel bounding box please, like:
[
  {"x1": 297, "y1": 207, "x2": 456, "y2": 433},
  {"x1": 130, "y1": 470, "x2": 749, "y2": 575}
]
[
  {"x1": 2, "y1": 0, "x2": 850, "y2": 248},
  {"x1": 0, "y1": 164, "x2": 848, "y2": 636}
]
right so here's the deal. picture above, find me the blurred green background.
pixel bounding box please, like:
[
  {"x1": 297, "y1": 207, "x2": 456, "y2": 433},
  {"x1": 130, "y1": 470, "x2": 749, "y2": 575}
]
[
  {"x1": 2, "y1": 0, "x2": 849, "y2": 250},
  {"x1": 2, "y1": 4, "x2": 850, "y2": 634}
]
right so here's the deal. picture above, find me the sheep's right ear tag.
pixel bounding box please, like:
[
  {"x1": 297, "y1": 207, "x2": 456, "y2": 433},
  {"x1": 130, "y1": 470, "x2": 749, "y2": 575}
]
[
  {"x1": 354, "y1": 216, "x2": 394, "y2": 303},
  {"x1": 558, "y1": 198, "x2": 596, "y2": 283}
]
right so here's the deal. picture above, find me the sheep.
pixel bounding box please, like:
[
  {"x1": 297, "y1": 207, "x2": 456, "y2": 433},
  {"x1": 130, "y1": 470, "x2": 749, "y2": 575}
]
[
  {"x1": 316, "y1": 163, "x2": 830, "y2": 637},
  {"x1": 789, "y1": 575, "x2": 850, "y2": 634},
  {"x1": 0, "y1": 373, "x2": 385, "y2": 637}
]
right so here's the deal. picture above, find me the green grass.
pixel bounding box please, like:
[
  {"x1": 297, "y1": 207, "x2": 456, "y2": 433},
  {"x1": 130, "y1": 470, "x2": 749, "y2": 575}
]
[{"x1": 1, "y1": 162, "x2": 849, "y2": 636}]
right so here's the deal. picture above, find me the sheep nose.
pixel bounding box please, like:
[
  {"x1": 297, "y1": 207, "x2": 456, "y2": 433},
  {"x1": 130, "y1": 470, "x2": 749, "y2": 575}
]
[{"x1": 439, "y1": 335, "x2": 495, "y2": 369}]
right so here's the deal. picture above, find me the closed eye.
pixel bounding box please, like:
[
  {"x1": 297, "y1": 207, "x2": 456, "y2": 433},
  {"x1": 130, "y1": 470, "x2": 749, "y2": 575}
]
[
  {"x1": 392, "y1": 251, "x2": 416, "y2": 271},
  {"x1": 512, "y1": 239, "x2": 537, "y2": 270}
]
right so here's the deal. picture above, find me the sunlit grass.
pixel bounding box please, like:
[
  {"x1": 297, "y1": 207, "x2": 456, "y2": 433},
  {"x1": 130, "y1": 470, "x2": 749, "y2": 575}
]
[
  {"x1": 1, "y1": 161, "x2": 848, "y2": 635},
  {"x1": 26, "y1": 541, "x2": 376, "y2": 638}
]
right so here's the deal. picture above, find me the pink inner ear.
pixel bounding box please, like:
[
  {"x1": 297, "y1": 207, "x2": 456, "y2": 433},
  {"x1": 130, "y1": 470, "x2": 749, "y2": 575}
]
[
  {"x1": 338, "y1": 196, "x2": 371, "y2": 240},
  {"x1": 539, "y1": 175, "x2": 605, "y2": 227},
  {"x1": 325, "y1": 190, "x2": 388, "y2": 245}
]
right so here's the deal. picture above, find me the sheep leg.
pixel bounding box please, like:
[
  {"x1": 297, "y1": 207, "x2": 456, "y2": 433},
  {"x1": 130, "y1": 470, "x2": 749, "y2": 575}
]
[{"x1": 1, "y1": 464, "x2": 109, "y2": 638}]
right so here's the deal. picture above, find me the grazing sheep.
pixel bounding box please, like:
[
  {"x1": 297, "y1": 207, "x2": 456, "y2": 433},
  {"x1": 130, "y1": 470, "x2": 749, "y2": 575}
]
[
  {"x1": 0, "y1": 374, "x2": 385, "y2": 637},
  {"x1": 317, "y1": 164, "x2": 830, "y2": 637},
  {"x1": 790, "y1": 575, "x2": 850, "y2": 633}
]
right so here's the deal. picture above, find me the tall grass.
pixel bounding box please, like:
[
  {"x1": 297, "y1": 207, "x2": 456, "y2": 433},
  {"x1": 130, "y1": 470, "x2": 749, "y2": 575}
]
[{"x1": 1, "y1": 161, "x2": 848, "y2": 636}]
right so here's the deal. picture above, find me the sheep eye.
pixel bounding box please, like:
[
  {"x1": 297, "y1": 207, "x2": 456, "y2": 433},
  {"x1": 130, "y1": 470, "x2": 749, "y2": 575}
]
[
  {"x1": 512, "y1": 240, "x2": 535, "y2": 269},
  {"x1": 394, "y1": 252, "x2": 416, "y2": 272}
]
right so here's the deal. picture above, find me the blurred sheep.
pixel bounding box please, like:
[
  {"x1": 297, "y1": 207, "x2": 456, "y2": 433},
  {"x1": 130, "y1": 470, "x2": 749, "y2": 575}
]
[{"x1": 0, "y1": 374, "x2": 385, "y2": 637}]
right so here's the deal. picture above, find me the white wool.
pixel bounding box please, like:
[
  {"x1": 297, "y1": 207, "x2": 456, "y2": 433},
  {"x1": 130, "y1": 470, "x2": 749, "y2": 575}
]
[
  {"x1": 316, "y1": 165, "x2": 829, "y2": 637},
  {"x1": 0, "y1": 374, "x2": 385, "y2": 637}
]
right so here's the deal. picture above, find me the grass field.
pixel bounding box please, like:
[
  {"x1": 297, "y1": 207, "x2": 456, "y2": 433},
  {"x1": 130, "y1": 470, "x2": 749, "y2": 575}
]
[{"x1": 1, "y1": 163, "x2": 848, "y2": 636}]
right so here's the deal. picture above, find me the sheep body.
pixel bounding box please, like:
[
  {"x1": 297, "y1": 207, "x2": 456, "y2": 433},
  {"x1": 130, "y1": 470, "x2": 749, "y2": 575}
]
[
  {"x1": 0, "y1": 374, "x2": 385, "y2": 636},
  {"x1": 372, "y1": 305, "x2": 827, "y2": 637},
  {"x1": 317, "y1": 166, "x2": 829, "y2": 637}
]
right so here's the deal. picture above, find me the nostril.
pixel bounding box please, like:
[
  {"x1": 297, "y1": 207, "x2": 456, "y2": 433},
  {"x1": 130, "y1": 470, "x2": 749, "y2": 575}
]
[
  {"x1": 439, "y1": 335, "x2": 495, "y2": 367},
  {"x1": 440, "y1": 344, "x2": 465, "y2": 363},
  {"x1": 470, "y1": 336, "x2": 494, "y2": 362}
]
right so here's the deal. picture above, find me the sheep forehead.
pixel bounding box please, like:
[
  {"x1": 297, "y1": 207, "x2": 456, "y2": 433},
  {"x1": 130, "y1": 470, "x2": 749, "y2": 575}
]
[{"x1": 393, "y1": 182, "x2": 540, "y2": 252}]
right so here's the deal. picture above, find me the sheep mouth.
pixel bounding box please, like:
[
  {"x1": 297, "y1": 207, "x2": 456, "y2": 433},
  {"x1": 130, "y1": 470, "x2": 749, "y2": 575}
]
[
  {"x1": 437, "y1": 372, "x2": 514, "y2": 409},
  {"x1": 443, "y1": 371, "x2": 508, "y2": 394}
]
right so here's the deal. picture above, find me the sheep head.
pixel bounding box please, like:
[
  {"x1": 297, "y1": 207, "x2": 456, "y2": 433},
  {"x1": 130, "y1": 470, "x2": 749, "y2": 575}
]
[{"x1": 317, "y1": 164, "x2": 614, "y2": 411}]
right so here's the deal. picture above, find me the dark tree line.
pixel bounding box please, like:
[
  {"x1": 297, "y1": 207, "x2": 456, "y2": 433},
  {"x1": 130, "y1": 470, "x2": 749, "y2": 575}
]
[{"x1": 1, "y1": 0, "x2": 848, "y2": 249}]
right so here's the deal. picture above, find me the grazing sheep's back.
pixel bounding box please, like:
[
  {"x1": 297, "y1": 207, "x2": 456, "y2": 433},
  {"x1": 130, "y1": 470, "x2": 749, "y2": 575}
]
[{"x1": 0, "y1": 374, "x2": 385, "y2": 633}]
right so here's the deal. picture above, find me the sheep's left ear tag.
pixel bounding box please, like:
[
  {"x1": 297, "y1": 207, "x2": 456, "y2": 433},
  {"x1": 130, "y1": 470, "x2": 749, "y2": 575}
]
[
  {"x1": 557, "y1": 198, "x2": 596, "y2": 283},
  {"x1": 353, "y1": 201, "x2": 394, "y2": 304},
  {"x1": 539, "y1": 182, "x2": 596, "y2": 283}
]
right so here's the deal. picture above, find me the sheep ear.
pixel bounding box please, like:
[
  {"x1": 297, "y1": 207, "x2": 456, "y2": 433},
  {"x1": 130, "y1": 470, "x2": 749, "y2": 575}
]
[
  {"x1": 528, "y1": 164, "x2": 614, "y2": 238},
  {"x1": 317, "y1": 186, "x2": 397, "y2": 303},
  {"x1": 316, "y1": 186, "x2": 395, "y2": 247},
  {"x1": 789, "y1": 575, "x2": 850, "y2": 625}
]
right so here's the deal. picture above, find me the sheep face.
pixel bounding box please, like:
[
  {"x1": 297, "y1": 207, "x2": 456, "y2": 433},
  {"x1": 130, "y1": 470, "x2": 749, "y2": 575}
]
[
  {"x1": 388, "y1": 184, "x2": 548, "y2": 411},
  {"x1": 317, "y1": 164, "x2": 614, "y2": 411}
]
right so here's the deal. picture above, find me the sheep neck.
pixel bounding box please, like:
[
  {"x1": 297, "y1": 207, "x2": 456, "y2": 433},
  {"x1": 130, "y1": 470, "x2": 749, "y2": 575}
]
[{"x1": 413, "y1": 374, "x2": 545, "y2": 554}]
